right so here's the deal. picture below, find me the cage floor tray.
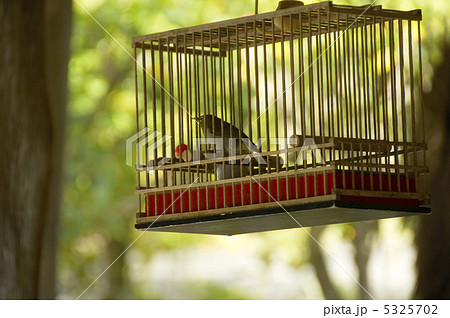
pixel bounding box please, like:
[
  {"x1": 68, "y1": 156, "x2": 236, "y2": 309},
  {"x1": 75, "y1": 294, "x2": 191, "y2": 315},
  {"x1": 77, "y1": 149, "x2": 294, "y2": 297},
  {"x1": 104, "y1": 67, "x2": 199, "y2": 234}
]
[
  {"x1": 135, "y1": 200, "x2": 430, "y2": 235},
  {"x1": 136, "y1": 170, "x2": 429, "y2": 235}
]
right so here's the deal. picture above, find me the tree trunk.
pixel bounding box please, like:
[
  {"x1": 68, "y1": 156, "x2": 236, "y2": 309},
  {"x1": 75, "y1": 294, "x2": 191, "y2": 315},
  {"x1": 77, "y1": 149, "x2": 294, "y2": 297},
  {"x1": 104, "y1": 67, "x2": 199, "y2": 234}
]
[
  {"x1": 354, "y1": 221, "x2": 376, "y2": 300},
  {"x1": 415, "y1": 45, "x2": 450, "y2": 299},
  {"x1": 0, "y1": 0, "x2": 71, "y2": 299},
  {"x1": 309, "y1": 227, "x2": 341, "y2": 299}
]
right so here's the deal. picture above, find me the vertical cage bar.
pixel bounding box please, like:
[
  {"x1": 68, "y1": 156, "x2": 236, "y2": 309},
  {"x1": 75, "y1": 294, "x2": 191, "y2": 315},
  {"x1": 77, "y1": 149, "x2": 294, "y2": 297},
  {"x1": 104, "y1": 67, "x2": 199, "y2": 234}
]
[
  {"x1": 149, "y1": 42, "x2": 158, "y2": 214},
  {"x1": 281, "y1": 13, "x2": 289, "y2": 199},
  {"x1": 299, "y1": 14, "x2": 307, "y2": 171},
  {"x1": 263, "y1": 19, "x2": 272, "y2": 196},
  {"x1": 236, "y1": 24, "x2": 244, "y2": 205},
  {"x1": 183, "y1": 34, "x2": 193, "y2": 211},
  {"x1": 325, "y1": 12, "x2": 332, "y2": 139},
  {"x1": 158, "y1": 39, "x2": 168, "y2": 213},
  {"x1": 289, "y1": 13, "x2": 299, "y2": 198},
  {"x1": 408, "y1": 20, "x2": 418, "y2": 191},
  {"x1": 168, "y1": 37, "x2": 175, "y2": 211},
  {"x1": 352, "y1": 19, "x2": 359, "y2": 190},
  {"x1": 272, "y1": 17, "x2": 280, "y2": 201},
  {"x1": 369, "y1": 19, "x2": 377, "y2": 191},
  {"x1": 175, "y1": 36, "x2": 184, "y2": 188},
  {"x1": 388, "y1": 20, "x2": 401, "y2": 192},
  {"x1": 335, "y1": 19, "x2": 345, "y2": 188},
  {"x1": 417, "y1": 20, "x2": 428, "y2": 199},
  {"x1": 227, "y1": 26, "x2": 236, "y2": 206},
  {"x1": 200, "y1": 31, "x2": 209, "y2": 190},
  {"x1": 134, "y1": 46, "x2": 142, "y2": 215},
  {"x1": 254, "y1": 20, "x2": 262, "y2": 203},
  {"x1": 398, "y1": 19, "x2": 409, "y2": 192},
  {"x1": 362, "y1": 18, "x2": 369, "y2": 189},
  {"x1": 210, "y1": 30, "x2": 218, "y2": 206},
  {"x1": 380, "y1": 19, "x2": 391, "y2": 190},
  {"x1": 184, "y1": 34, "x2": 193, "y2": 192},
  {"x1": 141, "y1": 44, "x2": 150, "y2": 192},
  {"x1": 168, "y1": 38, "x2": 176, "y2": 190},
  {"x1": 353, "y1": 19, "x2": 360, "y2": 141},
  {"x1": 192, "y1": 33, "x2": 201, "y2": 211},
  {"x1": 316, "y1": 10, "x2": 324, "y2": 164},
  {"x1": 211, "y1": 30, "x2": 218, "y2": 209},
  {"x1": 305, "y1": 10, "x2": 314, "y2": 197},
  {"x1": 244, "y1": 23, "x2": 253, "y2": 202},
  {"x1": 218, "y1": 28, "x2": 226, "y2": 208}
]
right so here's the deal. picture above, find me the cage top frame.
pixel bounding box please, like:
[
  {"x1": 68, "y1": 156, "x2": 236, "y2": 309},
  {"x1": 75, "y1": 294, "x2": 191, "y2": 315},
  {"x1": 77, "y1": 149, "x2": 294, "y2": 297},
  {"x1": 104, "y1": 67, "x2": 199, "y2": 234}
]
[{"x1": 131, "y1": 1, "x2": 422, "y2": 51}]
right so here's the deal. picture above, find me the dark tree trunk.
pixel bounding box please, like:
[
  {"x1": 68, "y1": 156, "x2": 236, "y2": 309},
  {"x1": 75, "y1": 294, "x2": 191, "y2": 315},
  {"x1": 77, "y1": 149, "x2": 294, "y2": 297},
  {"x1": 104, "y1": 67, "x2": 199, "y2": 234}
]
[
  {"x1": 0, "y1": 0, "x2": 71, "y2": 299},
  {"x1": 415, "y1": 45, "x2": 450, "y2": 299}
]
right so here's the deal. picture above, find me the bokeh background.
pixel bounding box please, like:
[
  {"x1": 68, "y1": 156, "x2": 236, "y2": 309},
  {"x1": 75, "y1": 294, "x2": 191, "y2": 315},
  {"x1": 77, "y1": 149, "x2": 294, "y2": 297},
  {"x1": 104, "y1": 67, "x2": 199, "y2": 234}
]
[
  {"x1": 2, "y1": 0, "x2": 448, "y2": 300},
  {"x1": 58, "y1": 0, "x2": 449, "y2": 299}
]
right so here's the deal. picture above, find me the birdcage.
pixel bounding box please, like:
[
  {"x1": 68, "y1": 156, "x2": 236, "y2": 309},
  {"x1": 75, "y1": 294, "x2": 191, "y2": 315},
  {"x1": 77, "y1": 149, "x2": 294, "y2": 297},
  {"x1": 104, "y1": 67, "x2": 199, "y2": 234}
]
[{"x1": 132, "y1": 1, "x2": 430, "y2": 235}]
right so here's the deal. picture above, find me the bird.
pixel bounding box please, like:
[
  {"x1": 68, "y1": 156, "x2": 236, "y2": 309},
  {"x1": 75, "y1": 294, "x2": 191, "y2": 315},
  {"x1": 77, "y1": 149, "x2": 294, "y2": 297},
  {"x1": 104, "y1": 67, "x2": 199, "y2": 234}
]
[
  {"x1": 274, "y1": 1, "x2": 304, "y2": 33},
  {"x1": 194, "y1": 114, "x2": 253, "y2": 180},
  {"x1": 194, "y1": 114, "x2": 256, "y2": 157},
  {"x1": 194, "y1": 115, "x2": 283, "y2": 180},
  {"x1": 256, "y1": 1, "x2": 304, "y2": 35}
]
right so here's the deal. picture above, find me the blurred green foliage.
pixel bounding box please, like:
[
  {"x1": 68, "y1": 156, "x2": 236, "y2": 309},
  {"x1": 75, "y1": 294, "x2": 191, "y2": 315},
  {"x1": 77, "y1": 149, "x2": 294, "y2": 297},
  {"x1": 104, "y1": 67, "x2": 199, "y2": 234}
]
[
  {"x1": 62, "y1": 0, "x2": 269, "y2": 299},
  {"x1": 61, "y1": 0, "x2": 449, "y2": 299}
]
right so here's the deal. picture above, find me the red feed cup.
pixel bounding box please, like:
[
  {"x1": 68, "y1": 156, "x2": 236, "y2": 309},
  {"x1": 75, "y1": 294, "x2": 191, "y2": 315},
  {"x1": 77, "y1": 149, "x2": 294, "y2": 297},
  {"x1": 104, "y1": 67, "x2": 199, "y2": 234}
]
[{"x1": 175, "y1": 144, "x2": 188, "y2": 159}]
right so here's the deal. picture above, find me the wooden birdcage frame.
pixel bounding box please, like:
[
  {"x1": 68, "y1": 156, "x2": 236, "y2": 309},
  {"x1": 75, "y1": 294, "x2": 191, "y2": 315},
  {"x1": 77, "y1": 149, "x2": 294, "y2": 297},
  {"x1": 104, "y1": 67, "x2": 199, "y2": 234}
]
[{"x1": 132, "y1": 1, "x2": 430, "y2": 235}]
